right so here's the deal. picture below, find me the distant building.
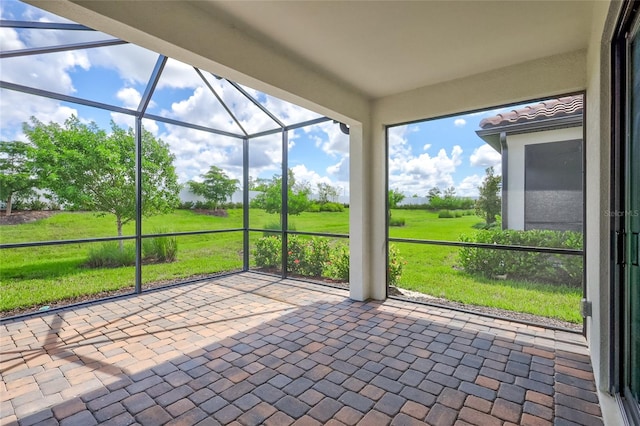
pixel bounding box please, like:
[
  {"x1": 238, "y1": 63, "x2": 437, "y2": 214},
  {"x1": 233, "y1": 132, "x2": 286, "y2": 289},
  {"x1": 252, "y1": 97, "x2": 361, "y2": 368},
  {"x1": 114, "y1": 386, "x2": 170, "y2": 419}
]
[{"x1": 476, "y1": 95, "x2": 583, "y2": 232}]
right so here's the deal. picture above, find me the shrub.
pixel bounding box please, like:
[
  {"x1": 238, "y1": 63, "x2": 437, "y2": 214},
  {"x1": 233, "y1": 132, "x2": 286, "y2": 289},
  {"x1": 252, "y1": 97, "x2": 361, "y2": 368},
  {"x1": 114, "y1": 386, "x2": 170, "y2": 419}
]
[
  {"x1": 26, "y1": 199, "x2": 47, "y2": 211},
  {"x1": 320, "y1": 202, "x2": 344, "y2": 212},
  {"x1": 287, "y1": 235, "x2": 331, "y2": 276},
  {"x1": 143, "y1": 231, "x2": 178, "y2": 263},
  {"x1": 306, "y1": 203, "x2": 321, "y2": 213},
  {"x1": 326, "y1": 244, "x2": 350, "y2": 281},
  {"x1": 455, "y1": 210, "x2": 463, "y2": 218},
  {"x1": 220, "y1": 202, "x2": 243, "y2": 210},
  {"x1": 394, "y1": 203, "x2": 430, "y2": 210},
  {"x1": 179, "y1": 201, "x2": 194, "y2": 210},
  {"x1": 254, "y1": 237, "x2": 408, "y2": 285},
  {"x1": 458, "y1": 229, "x2": 583, "y2": 286},
  {"x1": 389, "y1": 217, "x2": 406, "y2": 227},
  {"x1": 429, "y1": 196, "x2": 475, "y2": 211},
  {"x1": 324, "y1": 243, "x2": 405, "y2": 285},
  {"x1": 254, "y1": 234, "x2": 330, "y2": 277},
  {"x1": 47, "y1": 200, "x2": 61, "y2": 211},
  {"x1": 86, "y1": 242, "x2": 135, "y2": 268},
  {"x1": 438, "y1": 210, "x2": 455, "y2": 218},
  {"x1": 254, "y1": 235, "x2": 281, "y2": 268},
  {"x1": 388, "y1": 244, "x2": 406, "y2": 286},
  {"x1": 286, "y1": 235, "x2": 306, "y2": 274},
  {"x1": 194, "y1": 200, "x2": 219, "y2": 210}
]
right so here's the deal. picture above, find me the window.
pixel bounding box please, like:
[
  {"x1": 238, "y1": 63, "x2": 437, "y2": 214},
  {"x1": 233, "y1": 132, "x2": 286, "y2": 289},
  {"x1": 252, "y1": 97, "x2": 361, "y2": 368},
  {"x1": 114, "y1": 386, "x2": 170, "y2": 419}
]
[
  {"x1": 386, "y1": 96, "x2": 585, "y2": 329},
  {"x1": 612, "y1": 1, "x2": 640, "y2": 422}
]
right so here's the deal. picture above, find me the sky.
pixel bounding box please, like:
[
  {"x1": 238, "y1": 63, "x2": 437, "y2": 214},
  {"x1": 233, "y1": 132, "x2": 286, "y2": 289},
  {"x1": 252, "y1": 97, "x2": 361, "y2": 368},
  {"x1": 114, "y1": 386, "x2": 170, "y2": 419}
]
[{"x1": 1, "y1": 0, "x2": 529, "y2": 200}]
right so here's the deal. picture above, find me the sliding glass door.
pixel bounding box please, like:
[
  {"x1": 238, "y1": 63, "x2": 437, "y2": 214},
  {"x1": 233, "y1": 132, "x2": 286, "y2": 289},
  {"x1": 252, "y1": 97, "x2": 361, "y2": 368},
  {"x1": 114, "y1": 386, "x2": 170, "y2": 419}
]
[{"x1": 623, "y1": 10, "x2": 640, "y2": 418}]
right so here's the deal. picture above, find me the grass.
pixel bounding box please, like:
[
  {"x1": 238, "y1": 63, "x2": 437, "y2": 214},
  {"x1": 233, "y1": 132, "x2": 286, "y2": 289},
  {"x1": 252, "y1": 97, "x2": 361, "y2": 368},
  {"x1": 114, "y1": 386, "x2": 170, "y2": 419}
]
[{"x1": 0, "y1": 208, "x2": 582, "y2": 322}]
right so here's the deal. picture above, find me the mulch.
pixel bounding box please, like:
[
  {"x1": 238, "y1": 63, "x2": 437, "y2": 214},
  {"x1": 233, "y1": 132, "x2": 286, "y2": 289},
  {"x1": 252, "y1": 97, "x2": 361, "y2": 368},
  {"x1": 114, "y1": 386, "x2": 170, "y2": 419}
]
[{"x1": 0, "y1": 210, "x2": 58, "y2": 225}]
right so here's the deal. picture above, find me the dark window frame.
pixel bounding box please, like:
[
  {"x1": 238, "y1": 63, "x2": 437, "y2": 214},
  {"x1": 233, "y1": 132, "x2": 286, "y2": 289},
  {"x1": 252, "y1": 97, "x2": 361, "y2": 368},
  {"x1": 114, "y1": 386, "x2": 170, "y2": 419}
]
[{"x1": 611, "y1": 0, "x2": 640, "y2": 423}]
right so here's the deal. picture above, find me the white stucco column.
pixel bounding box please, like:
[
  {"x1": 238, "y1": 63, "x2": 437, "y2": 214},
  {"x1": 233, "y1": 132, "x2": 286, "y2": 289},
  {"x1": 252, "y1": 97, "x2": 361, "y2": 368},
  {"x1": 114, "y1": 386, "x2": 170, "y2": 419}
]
[
  {"x1": 369, "y1": 122, "x2": 389, "y2": 301},
  {"x1": 349, "y1": 120, "x2": 387, "y2": 301},
  {"x1": 348, "y1": 123, "x2": 369, "y2": 301}
]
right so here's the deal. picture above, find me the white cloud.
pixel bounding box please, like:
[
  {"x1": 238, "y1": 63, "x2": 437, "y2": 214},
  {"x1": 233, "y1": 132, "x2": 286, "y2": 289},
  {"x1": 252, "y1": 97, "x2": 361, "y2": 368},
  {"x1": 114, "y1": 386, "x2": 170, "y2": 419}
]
[
  {"x1": 389, "y1": 132, "x2": 464, "y2": 196},
  {"x1": 290, "y1": 163, "x2": 350, "y2": 198},
  {"x1": 0, "y1": 27, "x2": 25, "y2": 50},
  {"x1": 470, "y1": 144, "x2": 501, "y2": 168},
  {"x1": 291, "y1": 164, "x2": 332, "y2": 187},
  {"x1": 457, "y1": 174, "x2": 483, "y2": 197},
  {"x1": 0, "y1": 90, "x2": 78, "y2": 140},
  {"x1": 313, "y1": 121, "x2": 349, "y2": 157},
  {"x1": 454, "y1": 118, "x2": 466, "y2": 127},
  {"x1": 116, "y1": 87, "x2": 142, "y2": 109},
  {"x1": 87, "y1": 46, "x2": 183, "y2": 88},
  {"x1": 327, "y1": 155, "x2": 350, "y2": 182},
  {"x1": 2, "y1": 49, "x2": 90, "y2": 95}
]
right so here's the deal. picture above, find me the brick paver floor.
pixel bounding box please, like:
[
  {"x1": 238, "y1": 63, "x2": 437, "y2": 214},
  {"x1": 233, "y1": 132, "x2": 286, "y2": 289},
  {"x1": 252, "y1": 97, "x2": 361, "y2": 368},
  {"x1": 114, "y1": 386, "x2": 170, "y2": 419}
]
[{"x1": 0, "y1": 273, "x2": 603, "y2": 425}]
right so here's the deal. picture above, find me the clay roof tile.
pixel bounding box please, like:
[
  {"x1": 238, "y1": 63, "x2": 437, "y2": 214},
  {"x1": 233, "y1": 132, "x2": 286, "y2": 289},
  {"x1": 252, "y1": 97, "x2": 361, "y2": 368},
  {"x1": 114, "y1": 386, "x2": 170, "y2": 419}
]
[{"x1": 479, "y1": 95, "x2": 583, "y2": 129}]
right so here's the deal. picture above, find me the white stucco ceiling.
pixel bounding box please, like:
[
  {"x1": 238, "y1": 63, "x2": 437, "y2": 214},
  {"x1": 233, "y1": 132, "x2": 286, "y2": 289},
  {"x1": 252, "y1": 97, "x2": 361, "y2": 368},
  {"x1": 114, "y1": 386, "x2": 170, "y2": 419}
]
[
  {"x1": 26, "y1": 0, "x2": 594, "y2": 114},
  {"x1": 200, "y1": 1, "x2": 593, "y2": 99}
]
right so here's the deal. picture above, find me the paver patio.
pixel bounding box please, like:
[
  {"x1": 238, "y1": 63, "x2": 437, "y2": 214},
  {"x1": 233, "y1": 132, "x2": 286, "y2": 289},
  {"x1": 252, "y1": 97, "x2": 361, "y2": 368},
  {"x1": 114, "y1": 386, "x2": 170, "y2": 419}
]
[{"x1": 0, "y1": 273, "x2": 603, "y2": 425}]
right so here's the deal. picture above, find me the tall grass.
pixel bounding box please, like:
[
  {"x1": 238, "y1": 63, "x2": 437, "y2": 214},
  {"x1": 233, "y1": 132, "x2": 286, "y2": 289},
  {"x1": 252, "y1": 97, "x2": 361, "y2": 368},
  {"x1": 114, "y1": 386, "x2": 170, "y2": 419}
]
[
  {"x1": 143, "y1": 230, "x2": 178, "y2": 262},
  {"x1": 86, "y1": 242, "x2": 135, "y2": 268}
]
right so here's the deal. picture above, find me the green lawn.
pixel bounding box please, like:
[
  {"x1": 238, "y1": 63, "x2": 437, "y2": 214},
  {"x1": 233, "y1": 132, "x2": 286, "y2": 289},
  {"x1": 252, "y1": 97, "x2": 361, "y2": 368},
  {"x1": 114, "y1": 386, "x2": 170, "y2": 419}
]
[{"x1": 0, "y1": 208, "x2": 582, "y2": 322}]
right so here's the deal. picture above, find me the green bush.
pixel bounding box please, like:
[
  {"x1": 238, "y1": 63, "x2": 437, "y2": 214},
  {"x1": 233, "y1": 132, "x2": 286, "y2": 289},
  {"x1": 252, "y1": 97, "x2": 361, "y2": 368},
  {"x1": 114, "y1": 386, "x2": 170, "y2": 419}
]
[
  {"x1": 254, "y1": 235, "x2": 281, "y2": 268},
  {"x1": 395, "y1": 203, "x2": 430, "y2": 210},
  {"x1": 388, "y1": 244, "x2": 406, "y2": 286},
  {"x1": 193, "y1": 200, "x2": 229, "y2": 210},
  {"x1": 438, "y1": 210, "x2": 455, "y2": 218},
  {"x1": 47, "y1": 200, "x2": 61, "y2": 211},
  {"x1": 455, "y1": 211, "x2": 463, "y2": 217},
  {"x1": 326, "y1": 244, "x2": 350, "y2": 281},
  {"x1": 429, "y1": 196, "x2": 475, "y2": 210},
  {"x1": 254, "y1": 237, "x2": 407, "y2": 284},
  {"x1": 306, "y1": 203, "x2": 321, "y2": 213},
  {"x1": 220, "y1": 202, "x2": 243, "y2": 210},
  {"x1": 320, "y1": 202, "x2": 344, "y2": 212},
  {"x1": 458, "y1": 229, "x2": 583, "y2": 286},
  {"x1": 26, "y1": 199, "x2": 48, "y2": 211},
  {"x1": 178, "y1": 201, "x2": 194, "y2": 210},
  {"x1": 389, "y1": 217, "x2": 406, "y2": 227},
  {"x1": 254, "y1": 234, "x2": 330, "y2": 276},
  {"x1": 86, "y1": 242, "x2": 135, "y2": 268},
  {"x1": 286, "y1": 235, "x2": 330, "y2": 276},
  {"x1": 143, "y1": 232, "x2": 178, "y2": 262}
]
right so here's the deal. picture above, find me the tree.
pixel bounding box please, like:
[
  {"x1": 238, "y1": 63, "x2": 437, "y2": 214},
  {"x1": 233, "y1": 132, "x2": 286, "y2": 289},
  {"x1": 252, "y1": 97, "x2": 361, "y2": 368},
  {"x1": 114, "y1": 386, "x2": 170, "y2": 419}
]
[
  {"x1": 316, "y1": 182, "x2": 339, "y2": 204},
  {"x1": 188, "y1": 166, "x2": 239, "y2": 210},
  {"x1": 24, "y1": 116, "x2": 180, "y2": 244},
  {"x1": 250, "y1": 169, "x2": 311, "y2": 215},
  {"x1": 248, "y1": 176, "x2": 270, "y2": 191},
  {"x1": 388, "y1": 189, "x2": 405, "y2": 209},
  {"x1": 443, "y1": 186, "x2": 456, "y2": 199},
  {"x1": 0, "y1": 141, "x2": 38, "y2": 216},
  {"x1": 427, "y1": 187, "x2": 441, "y2": 202},
  {"x1": 475, "y1": 166, "x2": 502, "y2": 225}
]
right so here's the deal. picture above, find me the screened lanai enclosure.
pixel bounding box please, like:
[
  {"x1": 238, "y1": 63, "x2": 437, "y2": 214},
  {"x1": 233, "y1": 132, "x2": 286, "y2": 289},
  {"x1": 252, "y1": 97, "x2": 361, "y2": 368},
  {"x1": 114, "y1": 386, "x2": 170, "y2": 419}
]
[
  {"x1": 0, "y1": 1, "x2": 350, "y2": 318},
  {"x1": 1, "y1": 1, "x2": 585, "y2": 332}
]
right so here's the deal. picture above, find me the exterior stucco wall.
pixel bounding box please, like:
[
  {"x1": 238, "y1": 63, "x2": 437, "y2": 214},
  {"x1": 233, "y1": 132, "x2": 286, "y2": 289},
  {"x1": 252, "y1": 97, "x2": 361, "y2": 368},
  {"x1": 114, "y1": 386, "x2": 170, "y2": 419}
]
[
  {"x1": 506, "y1": 127, "x2": 583, "y2": 230},
  {"x1": 584, "y1": 1, "x2": 625, "y2": 425}
]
